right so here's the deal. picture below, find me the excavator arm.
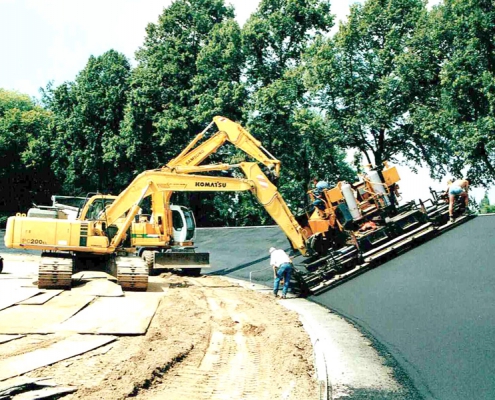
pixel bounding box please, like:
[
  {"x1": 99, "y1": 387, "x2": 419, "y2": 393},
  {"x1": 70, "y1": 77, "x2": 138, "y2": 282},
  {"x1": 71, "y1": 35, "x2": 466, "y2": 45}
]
[
  {"x1": 166, "y1": 116, "x2": 281, "y2": 176},
  {"x1": 95, "y1": 162, "x2": 308, "y2": 255},
  {"x1": 97, "y1": 170, "x2": 253, "y2": 231},
  {"x1": 172, "y1": 162, "x2": 310, "y2": 254},
  {"x1": 154, "y1": 116, "x2": 281, "y2": 242},
  {"x1": 238, "y1": 163, "x2": 309, "y2": 255}
]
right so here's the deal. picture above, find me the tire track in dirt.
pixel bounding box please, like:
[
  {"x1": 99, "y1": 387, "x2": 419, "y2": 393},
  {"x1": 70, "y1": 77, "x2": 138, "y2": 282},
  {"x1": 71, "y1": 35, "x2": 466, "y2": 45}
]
[
  {"x1": 141, "y1": 282, "x2": 267, "y2": 400},
  {"x1": 8, "y1": 275, "x2": 316, "y2": 400}
]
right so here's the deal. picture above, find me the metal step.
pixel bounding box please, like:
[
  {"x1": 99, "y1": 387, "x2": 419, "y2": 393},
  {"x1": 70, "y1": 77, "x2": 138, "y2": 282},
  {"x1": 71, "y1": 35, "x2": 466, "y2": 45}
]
[{"x1": 362, "y1": 223, "x2": 434, "y2": 260}]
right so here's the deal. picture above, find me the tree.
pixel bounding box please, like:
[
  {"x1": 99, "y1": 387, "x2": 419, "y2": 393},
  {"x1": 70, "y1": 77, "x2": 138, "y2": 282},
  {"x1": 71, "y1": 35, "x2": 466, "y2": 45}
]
[
  {"x1": 479, "y1": 192, "x2": 495, "y2": 213},
  {"x1": 43, "y1": 50, "x2": 131, "y2": 194},
  {"x1": 121, "y1": 0, "x2": 235, "y2": 174},
  {"x1": 242, "y1": 0, "x2": 333, "y2": 89},
  {"x1": 0, "y1": 89, "x2": 55, "y2": 221},
  {"x1": 241, "y1": 0, "x2": 353, "y2": 216},
  {"x1": 192, "y1": 19, "x2": 246, "y2": 125},
  {"x1": 305, "y1": 0, "x2": 430, "y2": 171},
  {"x1": 426, "y1": 0, "x2": 495, "y2": 185}
]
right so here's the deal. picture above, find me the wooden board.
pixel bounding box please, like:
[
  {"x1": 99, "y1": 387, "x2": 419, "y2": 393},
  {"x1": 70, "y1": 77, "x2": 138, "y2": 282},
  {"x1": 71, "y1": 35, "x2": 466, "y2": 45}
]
[
  {"x1": 57, "y1": 294, "x2": 161, "y2": 335},
  {"x1": 14, "y1": 385, "x2": 77, "y2": 399},
  {"x1": 72, "y1": 280, "x2": 124, "y2": 297},
  {"x1": 0, "y1": 289, "x2": 41, "y2": 312},
  {"x1": 72, "y1": 271, "x2": 117, "y2": 281},
  {"x1": 0, "y1": 334, "x2": 116, "y2": 381},
  {"x1": 0, "y1": 335, "x2": 23, "y2": 345},
  {"x1": 0, "y1": 294, "x2": 94, "y2": 334},
  {"x1": 17, "y1": 290, "x2": 63, "y2": 305},
  {"x1": 0, "y1": 377, "x2": 51, "y2": 397}
]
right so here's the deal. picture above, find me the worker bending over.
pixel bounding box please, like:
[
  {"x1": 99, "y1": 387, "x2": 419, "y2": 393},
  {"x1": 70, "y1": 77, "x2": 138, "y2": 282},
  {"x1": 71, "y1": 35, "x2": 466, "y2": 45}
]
[
  {"x1": 447, "y1": 178, "x2": 469, "y2": 222},
  {"x1": 269, "y1": 247, "x2": 293, "y2": 299}
]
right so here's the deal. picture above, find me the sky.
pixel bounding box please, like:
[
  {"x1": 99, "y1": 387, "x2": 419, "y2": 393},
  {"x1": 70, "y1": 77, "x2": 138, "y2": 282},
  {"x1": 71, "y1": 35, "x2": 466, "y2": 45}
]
[{"x1": 0, "y1": 0, "x2": 492, "y2": 204}]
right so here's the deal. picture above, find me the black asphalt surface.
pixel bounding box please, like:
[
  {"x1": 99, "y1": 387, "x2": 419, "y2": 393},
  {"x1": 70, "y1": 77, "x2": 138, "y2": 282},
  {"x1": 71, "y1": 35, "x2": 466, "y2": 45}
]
[
  {"x1": 312, "y1": 216, "x2": 495, "y2": 400},
  {"x1": 195, "y1": 226, "x2": 295, "y2": 289}
]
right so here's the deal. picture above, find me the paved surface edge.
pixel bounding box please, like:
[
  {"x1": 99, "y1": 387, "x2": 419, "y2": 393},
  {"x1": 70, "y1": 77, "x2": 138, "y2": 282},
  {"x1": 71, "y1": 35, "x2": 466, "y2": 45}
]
[{"x1": 221, "y1": 276, "x2": 403, "y2": 399}]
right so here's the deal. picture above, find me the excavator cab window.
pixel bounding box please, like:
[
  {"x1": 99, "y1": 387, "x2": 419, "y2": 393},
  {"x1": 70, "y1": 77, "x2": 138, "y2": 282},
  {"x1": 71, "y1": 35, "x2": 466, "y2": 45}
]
[
  {"x1": 86, "y1": 198, "x2": 115, "y2": 220},
  {"x1": 172, "y1": 210, "x2": 184, "y2": 231},
  {"x1": 183, "y1": 210, "x2": 196, "y2": 241}
]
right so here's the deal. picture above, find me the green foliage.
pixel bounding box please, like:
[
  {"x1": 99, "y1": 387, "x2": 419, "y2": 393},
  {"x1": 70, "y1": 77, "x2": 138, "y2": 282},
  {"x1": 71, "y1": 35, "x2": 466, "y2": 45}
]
[
  {"x1": 438, "y1": 0, "x2": 495, "y2": 184},
  {"x1": 242, "y1": 0, "x2": 333, "y2": 87},
  {"x1": 305, "y1": 0, "x2": 429, "y2": 172},
  {"x1": 121, "y1": 0, "x2": 236, "y2": 173},
  {"x1": 20, "y1": 0, "x2": 495, "y2": 227},
  {"x1": 118, "y1": 1, "x2": 247, "y2": 225},
  {"x1": 192, "y1": 19, "x2": 246, "y2": 124},
  {"x1": 409, "y1": 0, "x2": 495, "y2": 184},
  {"x1": 43, "y1": 50, "x2": 131, "y2": 195},
  {"x1": 240, "y1": 0, "x2": 354, "y2": 220},
  {"x1": 480, "y1": 192, "x2": 495, "y2": 213},
  {"x1": 0, "y1": 89, "x2": 56, "y2": 214}
]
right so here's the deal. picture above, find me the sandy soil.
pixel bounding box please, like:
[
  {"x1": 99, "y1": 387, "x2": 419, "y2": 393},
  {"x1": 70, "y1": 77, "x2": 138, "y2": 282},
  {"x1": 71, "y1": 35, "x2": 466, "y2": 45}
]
[{"x1": 0, "y1": 267, "x2": 318, "y2": 400}]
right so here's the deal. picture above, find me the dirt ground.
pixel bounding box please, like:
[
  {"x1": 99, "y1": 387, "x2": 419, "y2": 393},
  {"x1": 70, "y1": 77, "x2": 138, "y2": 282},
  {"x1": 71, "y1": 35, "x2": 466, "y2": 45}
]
[{"x1": 0, "y1": 258, "x2": 318, "y2": 400}]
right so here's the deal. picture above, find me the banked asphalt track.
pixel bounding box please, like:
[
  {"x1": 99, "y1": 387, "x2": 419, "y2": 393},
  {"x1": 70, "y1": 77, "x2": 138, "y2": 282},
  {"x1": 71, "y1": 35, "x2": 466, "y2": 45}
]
[{"x1": 196, "y1": 215, "x2": 495, "y2": 400}]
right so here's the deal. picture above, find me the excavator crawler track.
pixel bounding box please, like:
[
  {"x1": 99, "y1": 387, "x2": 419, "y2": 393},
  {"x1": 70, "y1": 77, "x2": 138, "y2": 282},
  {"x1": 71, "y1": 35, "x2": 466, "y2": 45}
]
[
  {"x1": 116, "y1": 256, "x2": 149, "y2": 291},
  {"x1": 38, "y1": 256, "x2": 73, "y2": 290}
]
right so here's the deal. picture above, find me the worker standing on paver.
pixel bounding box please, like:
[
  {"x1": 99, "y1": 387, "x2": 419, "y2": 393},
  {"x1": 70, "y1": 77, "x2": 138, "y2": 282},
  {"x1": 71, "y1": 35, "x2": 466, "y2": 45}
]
[
  {"x1": 311, "y1": 178, "x2": 330, "y2": 211},
  {"x1": 269, "y1": 247, "x2": 293, "y2": 299},
  {"x1": 446, "y1": 178, "x2": 469, "y2": 222}
]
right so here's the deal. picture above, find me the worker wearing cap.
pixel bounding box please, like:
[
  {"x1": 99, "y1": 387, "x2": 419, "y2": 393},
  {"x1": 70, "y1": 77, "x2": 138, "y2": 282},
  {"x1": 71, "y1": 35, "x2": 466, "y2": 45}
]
[{"x1": 269, "y1": 247, "x2": 293, "y2": 299}]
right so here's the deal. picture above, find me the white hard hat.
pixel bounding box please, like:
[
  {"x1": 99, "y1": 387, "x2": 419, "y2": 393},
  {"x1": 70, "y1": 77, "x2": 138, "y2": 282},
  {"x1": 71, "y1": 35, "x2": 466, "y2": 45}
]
[{"x1": 269, "y1": 247, "x2": 276, "y2": 254}]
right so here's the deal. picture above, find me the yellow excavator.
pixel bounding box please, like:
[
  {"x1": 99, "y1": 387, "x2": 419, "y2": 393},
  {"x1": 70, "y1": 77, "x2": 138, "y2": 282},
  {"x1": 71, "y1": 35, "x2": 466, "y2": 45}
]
[{"x1": 3, "y1": 117, "x2": 303, "y2": 291}]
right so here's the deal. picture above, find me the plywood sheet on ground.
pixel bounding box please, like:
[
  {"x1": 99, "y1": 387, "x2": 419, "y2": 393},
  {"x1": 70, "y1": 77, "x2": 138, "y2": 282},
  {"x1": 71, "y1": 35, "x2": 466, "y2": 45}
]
[
  {"x1": 57, "y1": 294, "x2": 161, "y2": 335},
  {"x1": 0, "y1": 376, "x2": 51, "y2": 396},
  {"x1": 0, "y1": 334, "x2": 116, "y2": 381},
  {"x1": 0, "y1": 288, "x2": 41, "y2": 312},
  {"x1": 0, "y1": 294, "x2": 94, "y2": 334},
  {"x1": 0, "y1": 335, "x2": 23, "y2": 345},
  {"x1": 14, "y1": 385, "x2": 78, "y2": 399},
  {"x1": 18, "y1": 290, "x2": 63, "y2": 305},
  {"x1": 72, "y1": 280, "x2": 123, "y2": 297}
]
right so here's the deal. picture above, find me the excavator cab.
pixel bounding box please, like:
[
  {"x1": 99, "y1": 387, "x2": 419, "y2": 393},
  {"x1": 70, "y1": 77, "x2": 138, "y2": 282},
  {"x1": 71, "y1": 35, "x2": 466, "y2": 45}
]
[
  {"x1": 171, "y1": 205, "x2": 196, "y2": 244},
  {"x1": 139, "y1": 205, "x2": 209, "y2": 276}
]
